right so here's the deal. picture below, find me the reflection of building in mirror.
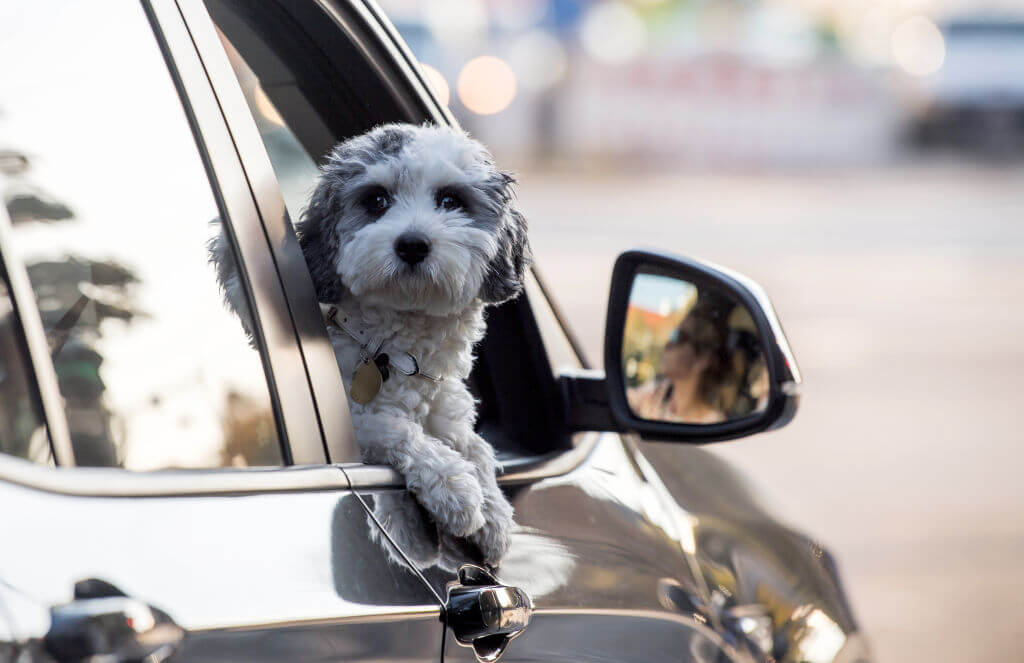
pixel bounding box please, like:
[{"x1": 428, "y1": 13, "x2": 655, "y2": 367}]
[{"x1": 623, "y1": 273, "x2": 769, "y2": 425}]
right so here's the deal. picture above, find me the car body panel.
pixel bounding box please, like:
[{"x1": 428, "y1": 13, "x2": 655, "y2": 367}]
[
  {"x1": 933, "y1": 17, "x2": 1024, "y2": 107},
  {"x1": 0, "y1": 456, "x2": 443, "y2": 662},
  {"x1": 910, "y1": 16, "x2": 1024, "y2": 145},
  {"x1": 357, "y1": 432, "x2": 746, "y2": 662},
  {"x1": 638, "y1": 442, "x2": 863, "y2": 662}
]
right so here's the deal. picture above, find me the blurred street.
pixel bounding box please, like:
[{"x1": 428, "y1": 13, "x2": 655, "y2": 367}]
[
  {"x1": 374, "y1": 0, "x2": 1024, "y2": 656},
  {"x1": 520, "y1": 159, "x2": 1024, "y2": 663}
]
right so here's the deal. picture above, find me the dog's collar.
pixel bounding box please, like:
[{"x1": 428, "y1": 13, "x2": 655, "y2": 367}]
[{"x1": 319, "y1": 304, "x2": 443, "y2": 383}]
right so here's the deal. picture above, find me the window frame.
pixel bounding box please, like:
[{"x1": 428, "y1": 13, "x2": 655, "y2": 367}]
[
  {"x1": 143, "y1": 0, "x2": 329, "y2": 466},
  {"x1": 185, "y1": 0, "x2": 598, "y2": 480},
  {"x1": 176, "y1": 0, "x2": 359, "y2": 463},
  {"x1": 0, "y1": 205, "x2": 71, "y2": 466}
]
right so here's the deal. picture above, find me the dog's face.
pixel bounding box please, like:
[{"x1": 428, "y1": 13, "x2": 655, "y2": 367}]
[{"x1": 298, "y1": 124, "x2": 530, "y2": 316}]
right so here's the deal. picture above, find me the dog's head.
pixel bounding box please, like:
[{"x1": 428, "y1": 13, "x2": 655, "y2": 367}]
[{"x1": 297, "y1": 123, "x2": 531, "y2": 316}]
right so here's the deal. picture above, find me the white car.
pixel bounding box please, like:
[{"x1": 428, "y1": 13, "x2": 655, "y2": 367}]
[{"x1": 912, "y1": 15, "x2": 1024, "y2": 148}]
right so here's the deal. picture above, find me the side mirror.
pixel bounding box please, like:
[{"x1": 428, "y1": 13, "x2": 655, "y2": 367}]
[{"x1": 560, "y1": 250, "x2": 800, "y2": 443}]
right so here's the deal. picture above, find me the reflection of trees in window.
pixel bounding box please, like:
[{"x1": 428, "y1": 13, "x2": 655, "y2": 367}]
[
  {"x1": 29, "y1": 259, "x2": 141, "y2": 467},
  {"x1": 219, "y1": 390, "x2": 279, "y2": 467},
  {"x1": 0, "y1": 149, "x2": 72, "y2": 223},
  {"x1": 3, "y1": 140, "x2": 281, "y2": 469},
  {"x1": 0, "y1": 280, "x2": 47, "y2": 462},
  {"x1": 2, "y1": 148, "x2": 139, "y2": 466}
]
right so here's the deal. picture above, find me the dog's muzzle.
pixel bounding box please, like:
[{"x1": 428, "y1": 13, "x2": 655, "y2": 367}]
[{"x1": 395, "y1": 232, "x2": 430, "y2": 266}]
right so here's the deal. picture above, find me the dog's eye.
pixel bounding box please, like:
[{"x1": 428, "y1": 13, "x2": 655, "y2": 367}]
[
  {"x1": 360, "y1": 187, "x2": 392, "y2": 216},
  {"x1": 436, "y1": 188, "x2": 465, "y2": 212}
]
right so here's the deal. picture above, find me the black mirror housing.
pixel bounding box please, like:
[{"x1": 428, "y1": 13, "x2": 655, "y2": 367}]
[{"x1": 598, "y1": 249, "x2": 800, "y2": 443}]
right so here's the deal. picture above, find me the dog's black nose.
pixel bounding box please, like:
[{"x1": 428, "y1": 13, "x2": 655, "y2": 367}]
[{"x1": 395, "y1": 232, "x2": 430, "y2": 266}]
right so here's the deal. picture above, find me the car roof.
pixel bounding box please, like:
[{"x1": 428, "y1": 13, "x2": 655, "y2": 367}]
[{"x1": 943, "y1": 14, "x2": 1024, "y2": 36}]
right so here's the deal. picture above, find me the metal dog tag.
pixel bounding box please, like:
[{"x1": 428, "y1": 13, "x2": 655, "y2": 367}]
[{"x1": 350, "y1": 359, "x2": 383, "y2": 404}]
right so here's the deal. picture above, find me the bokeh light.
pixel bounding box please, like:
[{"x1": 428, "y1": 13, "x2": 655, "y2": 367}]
[
  {"x1": 891, "y1": 15, "x2": 945, "y2": 76},
  {"x1": 580, "y1": 1, "x2": 647, "y2": 65},
  {"x1": 508, "y1": 30, "x2": 568, "y2": 92},
  {"x1": 837, "y1": 4, "x2": 895, "y2": 67},
  {"x1": 418, "y1": 63, "x2": 450, "y2": 107},
  {"x1": 457, "y1": 56, "x2": 517, "y2": 115},
  {"x1": 490, "y1": 0, "x2": 547, "y2": 31}
]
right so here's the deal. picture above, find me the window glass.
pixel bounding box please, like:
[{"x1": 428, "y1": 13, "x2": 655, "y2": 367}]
[
  {"x1": 205, "y1": 2, "x2": 566, "y2": 458},
  {"x1": 0, "y1": 270, "x2": 49, "y2": 464},
  {"x1": 214, "y1": 29, "x2": 321, "y2": 224},
  {"x1": 0, "y1": 2, "x2": 283, "y2": 469}
]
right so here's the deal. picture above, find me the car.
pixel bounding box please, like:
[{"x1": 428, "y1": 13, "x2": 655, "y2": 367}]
[
  {"x1": 909, "y1": 14, "x2": 1024, "y2": 150},
  {"x1": 0, "y1": 1, "x2": 868, "y2": 662}
]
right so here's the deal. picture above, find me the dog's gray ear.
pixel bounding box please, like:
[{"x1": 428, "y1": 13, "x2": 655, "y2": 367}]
[
  {"x1": 297, "y1": 177, "x2": 346, "y2": 303},
  {"x1": 480, "y1": 172, "x2": 532, "y2": 305}
]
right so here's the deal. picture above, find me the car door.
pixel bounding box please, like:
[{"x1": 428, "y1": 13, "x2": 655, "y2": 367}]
[
  {"x1": 0, "y1": 2, "x2": 443, "y2": 661},
  {"x1": 182, "y1": 1, "x2": 749, "y2": 661}
]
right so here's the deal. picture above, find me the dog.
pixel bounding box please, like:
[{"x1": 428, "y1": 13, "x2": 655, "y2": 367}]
[{"x1": 212, "y1": 123, "x2": 529, "y2": 565}]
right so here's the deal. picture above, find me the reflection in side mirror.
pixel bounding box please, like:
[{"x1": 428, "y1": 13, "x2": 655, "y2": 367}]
[
  {"x1": 601, "y1": 249, "x2": 800, "y2": 444},
  {"x1": 623, "y1": 272, "x2": 769, "y2": 425}
]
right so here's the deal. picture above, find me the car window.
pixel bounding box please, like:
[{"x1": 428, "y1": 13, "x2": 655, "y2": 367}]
[
  {"x1": 0, "y1": 2, "x2": 283, "y2": 470},
  {"x1": 0, "y1": 269, "x2": 49, "y2": 465},
  {"x1": 205, "y1": 1, "x2": 572, "y2": 460},
  {"x1": 213, "y1": 27, "x2": 322, "y2": 225}
]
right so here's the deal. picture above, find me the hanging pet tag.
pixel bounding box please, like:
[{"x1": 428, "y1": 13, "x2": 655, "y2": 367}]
[{"x1": 350, "y1": 359, "x2": 383, "y2": 404}]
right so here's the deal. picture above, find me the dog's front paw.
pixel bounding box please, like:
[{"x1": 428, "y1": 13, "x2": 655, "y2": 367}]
[
  {"x1": 420, "y1": 469, "x2": 486, "y2": 538},
  {"x1": 469, "y1": 513, "x2": 513, "y2": 567},
  {"x1": 469, "y1": 495, "x2": 515, "y2": 566}
]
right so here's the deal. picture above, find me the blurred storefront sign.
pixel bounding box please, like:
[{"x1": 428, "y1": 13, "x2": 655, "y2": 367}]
[{"x1": 481, "y1": 54, "x2": 900, "y2": 167}]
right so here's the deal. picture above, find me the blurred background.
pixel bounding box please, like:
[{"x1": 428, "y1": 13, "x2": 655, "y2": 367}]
[{"x1": 374, "y1": 1, "x2": 1024, "y2": 661}]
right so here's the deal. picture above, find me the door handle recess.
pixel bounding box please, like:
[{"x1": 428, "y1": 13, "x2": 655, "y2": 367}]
[
  {"x1": 44, "y1": 579, "x2": 184, "y2": 663},
  {"x1": 446, "y1": 565, "x2": 533, "y2": 663}
]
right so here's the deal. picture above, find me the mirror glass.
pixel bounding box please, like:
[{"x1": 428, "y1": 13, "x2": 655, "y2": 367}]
[{"x1": 622, "y1": 271, "x2": 770, "y2": 424}]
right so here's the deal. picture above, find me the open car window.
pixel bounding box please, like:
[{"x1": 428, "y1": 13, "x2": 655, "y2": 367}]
[{"x1": 203, "y1": 0, "x2": 571, "y2": 461}]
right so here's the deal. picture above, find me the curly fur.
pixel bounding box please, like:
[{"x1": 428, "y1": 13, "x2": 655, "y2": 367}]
[{"x1": 213, "y1": 123, "x2": 530, "y2": 565}]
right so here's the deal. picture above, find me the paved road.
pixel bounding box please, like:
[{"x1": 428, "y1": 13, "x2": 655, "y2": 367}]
[{"x1": 516, "y1": 160, "x2": 1024, "y2": 663}]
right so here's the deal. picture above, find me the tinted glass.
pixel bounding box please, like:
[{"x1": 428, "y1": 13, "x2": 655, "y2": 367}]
[
  {"x1": 213, "y1": 26, "x2": 321, "y2": 224},
  {"x1": 0, "y1": 3, "x2": 283, "y2": 469},
  {"x1": 623, "y1": 272, "x2": 769, "y2": 424},
  {"x1": 0, "y1": 270, "x2": 49, "y2": 464}
]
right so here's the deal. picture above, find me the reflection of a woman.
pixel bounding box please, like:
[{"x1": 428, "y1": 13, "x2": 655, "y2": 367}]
[{"x1": 628, "y1": 313, "x2": 728, "y2": 424}]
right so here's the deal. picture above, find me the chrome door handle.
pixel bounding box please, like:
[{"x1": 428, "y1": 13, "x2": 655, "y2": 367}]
[
  {"x1": 447, "y1": 565, "x2": 533, "y2": 663},
  {"x1": 44, "y1": 579, "x2": 184, "y2": 663}
]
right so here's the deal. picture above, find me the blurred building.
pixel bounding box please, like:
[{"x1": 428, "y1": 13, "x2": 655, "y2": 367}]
[{"x1": 378, "y1": 0, "x2": 1024, "y2": 167}]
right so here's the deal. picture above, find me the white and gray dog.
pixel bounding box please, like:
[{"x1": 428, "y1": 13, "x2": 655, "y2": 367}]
[{"x1": 214, "y1": 123, "x2": 529, "y2": 565}]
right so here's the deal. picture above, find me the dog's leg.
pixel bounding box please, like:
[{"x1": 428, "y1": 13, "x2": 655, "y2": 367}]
[
  {"x1": 354, "y1": 410, "x2": 486, "y2": 538},
  {"x1": 426, "y1": 382, "x2": 515, "y2": 566}
]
